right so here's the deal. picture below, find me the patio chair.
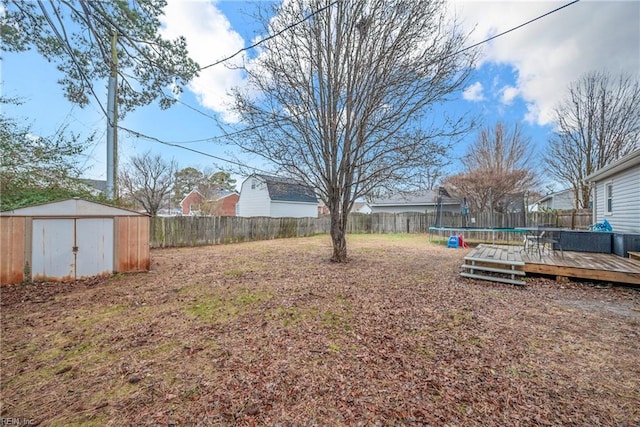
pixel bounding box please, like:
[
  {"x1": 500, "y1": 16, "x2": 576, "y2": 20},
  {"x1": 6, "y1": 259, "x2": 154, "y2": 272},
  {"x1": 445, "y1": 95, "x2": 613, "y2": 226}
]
[
  {"x1": 523, "y1": 231, "x2": 545, "y2": 257},
  {"x1": 522, "y1": 229, "x2": 564, "y2": 259},
  {"x1": 539, "y1": 230, "x2": 564, "y2": 259}
]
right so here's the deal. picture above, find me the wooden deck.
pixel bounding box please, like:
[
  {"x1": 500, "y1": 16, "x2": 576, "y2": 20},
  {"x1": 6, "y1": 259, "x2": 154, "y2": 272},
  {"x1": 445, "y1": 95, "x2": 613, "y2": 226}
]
[{"x1": 463, "y1": 244, "x2": 640, "y2": 285}]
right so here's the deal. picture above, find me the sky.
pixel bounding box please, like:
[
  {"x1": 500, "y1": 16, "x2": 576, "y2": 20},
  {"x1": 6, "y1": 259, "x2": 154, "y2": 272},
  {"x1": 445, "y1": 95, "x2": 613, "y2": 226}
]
[{"x1": 2, "y1": 0, "x2": 639, "y2": 191}]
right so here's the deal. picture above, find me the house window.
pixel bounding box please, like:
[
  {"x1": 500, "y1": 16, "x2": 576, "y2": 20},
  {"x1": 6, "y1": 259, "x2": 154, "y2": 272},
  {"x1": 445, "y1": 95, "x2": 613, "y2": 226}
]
[
  {"x1": 606, "y1": 182, "x2": 613, "y2": 214},
  {"x1": 251, "y1": 180, "x2": 256, "y2": 190}
]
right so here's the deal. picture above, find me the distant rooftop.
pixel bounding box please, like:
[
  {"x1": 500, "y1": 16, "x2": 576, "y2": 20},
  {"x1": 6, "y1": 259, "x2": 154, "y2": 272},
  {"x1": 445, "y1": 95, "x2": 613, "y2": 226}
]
[
  {"x1": 80, "y1": 178, "x2": 107, "y2": 193},
  {"x1": 255, "y1": 174, "x2": 318, "y2": 204},
  {"x1": 371, "y1": 190, "x2": 459, "y2": 206}
]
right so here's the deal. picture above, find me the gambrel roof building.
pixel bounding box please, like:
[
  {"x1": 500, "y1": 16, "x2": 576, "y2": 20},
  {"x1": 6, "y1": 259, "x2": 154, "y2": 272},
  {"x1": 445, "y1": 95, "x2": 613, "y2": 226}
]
[{"x1": 236, "y1": 174, "x2": 318, "y2": 218}]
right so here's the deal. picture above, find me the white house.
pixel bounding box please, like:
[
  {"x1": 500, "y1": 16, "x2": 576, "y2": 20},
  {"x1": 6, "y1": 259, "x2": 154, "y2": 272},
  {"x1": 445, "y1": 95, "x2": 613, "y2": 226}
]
[
  {"x1": 369, "y1": 190, "x2": 461, "y2": 214},
  {"x1": 236, "y1": 174, "x2": 318, "y2": 218},
  {"x1": 586, "y1": 149, "x2": 640, "y2": 233},
  {"x1": 532, "y1": 188, "x2": 575, "y2": 211},
  {"x1": 353, "y1": 201, "x2": 371, "y2": 214}
]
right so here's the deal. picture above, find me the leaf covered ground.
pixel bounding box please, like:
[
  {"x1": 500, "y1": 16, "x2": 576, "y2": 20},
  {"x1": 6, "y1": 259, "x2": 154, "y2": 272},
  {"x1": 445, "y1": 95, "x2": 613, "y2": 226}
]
[{"x1": 1, "y1": 234, "x2": 639, "y2": 426}]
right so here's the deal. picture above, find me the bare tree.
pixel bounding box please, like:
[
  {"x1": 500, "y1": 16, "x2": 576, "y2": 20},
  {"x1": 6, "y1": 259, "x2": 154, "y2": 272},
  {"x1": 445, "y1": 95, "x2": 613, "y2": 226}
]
[
  {"x1": 119, "y1": 151, "x2": 177, "y2": 216},
  {"x1": 545, "y1": 71, "x2": 640, "y2": 209},
  {"x1": 228, "y1": 0, "x2": 475, "y2": 262},
  {"x1": 444, "y1": 122, "x2": 539, "y2": 213}
]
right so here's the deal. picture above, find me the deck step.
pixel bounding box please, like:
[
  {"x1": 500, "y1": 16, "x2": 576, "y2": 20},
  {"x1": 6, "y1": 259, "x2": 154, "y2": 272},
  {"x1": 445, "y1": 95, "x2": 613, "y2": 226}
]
[
  {"x1": 628, "y1": 251, "x2": 640, "y2": 261},
  {"x1": 463, "y1": 256, "x2": 525, "y2": 266},
  {"x1": 460, "y1": 272, "x2": 526, "y2": 286},
  {"x1": 461, "y1": 264, "x2": 525, "y2": 276}
]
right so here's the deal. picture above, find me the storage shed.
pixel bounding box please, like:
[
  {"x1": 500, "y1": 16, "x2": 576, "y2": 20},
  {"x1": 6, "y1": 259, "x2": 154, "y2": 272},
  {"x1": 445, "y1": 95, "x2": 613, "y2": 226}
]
[
  {"x1": 236, "y1": 174, "x2": 318, "y2": 218},
  {"x1": 0, "y1": 198, "x2": 150, "y2": 285}
]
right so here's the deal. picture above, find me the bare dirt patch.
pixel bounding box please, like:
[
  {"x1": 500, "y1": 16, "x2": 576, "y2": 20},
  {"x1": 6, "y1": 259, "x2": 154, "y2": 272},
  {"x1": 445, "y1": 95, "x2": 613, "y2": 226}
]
[{"x1": 2, "y1": 235, "x2": 639, "y2": 426}]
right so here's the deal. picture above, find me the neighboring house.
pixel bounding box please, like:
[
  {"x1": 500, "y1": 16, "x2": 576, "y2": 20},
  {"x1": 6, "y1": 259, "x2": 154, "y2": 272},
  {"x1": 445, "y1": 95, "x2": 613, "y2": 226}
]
[
  {"x1": 317, "y1": 200, "x2": 370, "y2": 216},
  {"x1": 79, "y1": 179, "x2": 107, "y2": 196},
  {"x1": 532, "y1": 188, "x2": 575, "y2": 211},
  {"x1": 156, "y1": 208, "x2": 180, "y2": 217},
  {"x1": 214, "y1": 190, "x2": 239, "y2": 216},
  {"x1": 236, "y1": 174, "x2": 318, "y2": 218},
  {"x1": 586, "y1": 149, "x2": 640, "y2": 233},
  {"x1": 353, "y1": 201, "x2": 371, "y2": 214},
  {"x1": 369, "y1": 190, "x2": 461, "y2": 214},
  {"x1": 180, "y1": 189, "x2": 205, "y2": 215},
  {"x1": 180, "y1": 189, "x2": 239, "y2": 216}
]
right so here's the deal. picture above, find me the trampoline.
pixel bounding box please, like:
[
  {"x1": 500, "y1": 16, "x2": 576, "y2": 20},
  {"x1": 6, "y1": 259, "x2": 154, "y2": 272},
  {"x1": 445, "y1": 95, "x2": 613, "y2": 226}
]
[{"x1": 428, "y1": 226, "x2": 528, "y2": 245}]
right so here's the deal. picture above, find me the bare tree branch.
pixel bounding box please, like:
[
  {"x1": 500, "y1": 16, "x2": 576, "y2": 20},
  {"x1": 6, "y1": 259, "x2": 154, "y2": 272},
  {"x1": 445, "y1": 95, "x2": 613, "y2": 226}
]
[
  {"x1": 119, "y1": 151, "x2": 177, "y2": 216},
  {"x1": 544, "y1": 71, "x2": 640, "y2": 209},
  {"x1": 227, "y1": 0, "x2": 475, "y2": 261},
  {"x1": 444, "y1": 122, "x2": 539, "y2": 213}
]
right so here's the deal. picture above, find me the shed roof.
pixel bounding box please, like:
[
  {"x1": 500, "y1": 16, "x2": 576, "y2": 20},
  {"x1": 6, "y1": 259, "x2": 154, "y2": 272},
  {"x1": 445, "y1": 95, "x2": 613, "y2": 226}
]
[
  {"x1": 254, "y1": 174, "x2": 318, "y2": 204},
  {"x1": 0, "y1": 198, "x2": 148, "y2": 217}
]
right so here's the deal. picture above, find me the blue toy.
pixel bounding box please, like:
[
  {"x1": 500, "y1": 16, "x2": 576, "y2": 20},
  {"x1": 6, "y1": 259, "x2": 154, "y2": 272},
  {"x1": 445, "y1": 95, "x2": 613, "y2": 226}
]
[{"x1": 590, "y1": 218, "x2": 613, "y2": 232}]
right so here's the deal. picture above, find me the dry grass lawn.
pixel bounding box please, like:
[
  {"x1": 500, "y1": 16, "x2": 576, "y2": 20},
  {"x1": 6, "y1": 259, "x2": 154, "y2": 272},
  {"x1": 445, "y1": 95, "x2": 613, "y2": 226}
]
[{"x1": 1, "y1": 234, "x2": 639, "y2": 426}]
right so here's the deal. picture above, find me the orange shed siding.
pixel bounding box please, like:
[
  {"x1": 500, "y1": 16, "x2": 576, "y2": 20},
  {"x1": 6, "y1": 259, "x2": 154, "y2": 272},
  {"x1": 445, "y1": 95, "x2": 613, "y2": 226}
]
[
  {"x1": 0, "y1": 217, "x2": 26, "y2": 285},
  {"x1": 116, "y1": 216, "x2": 150, "y2": 272}
]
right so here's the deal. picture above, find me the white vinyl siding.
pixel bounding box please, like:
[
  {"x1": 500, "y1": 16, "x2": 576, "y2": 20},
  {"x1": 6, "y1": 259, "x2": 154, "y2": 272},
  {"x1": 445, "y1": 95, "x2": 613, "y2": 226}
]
[
  {"x1": 593, "y1": 167, "x2": 640, "y2": 233},
  {"x1": 538, "y1": 189, "x2": 575, "y2": 211},
  {"x1": 270, "y1": 201, "x2": 317, "y2": 218},
  {"x1": 237, "y1": 178, "x2": 271, "y2": 217}
]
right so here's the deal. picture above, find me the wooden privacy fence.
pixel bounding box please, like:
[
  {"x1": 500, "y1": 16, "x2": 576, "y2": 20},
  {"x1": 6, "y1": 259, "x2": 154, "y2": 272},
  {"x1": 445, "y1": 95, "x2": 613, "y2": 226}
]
[
  {"x1": 151, "y1": 216, "x2": 330, "y2": 248},
  {"x1": 150, "y1": 210, "x2": 593, "y2": 248},
  {"x1": 428, "y1": 210, "x2": 593, "y2": 230}
]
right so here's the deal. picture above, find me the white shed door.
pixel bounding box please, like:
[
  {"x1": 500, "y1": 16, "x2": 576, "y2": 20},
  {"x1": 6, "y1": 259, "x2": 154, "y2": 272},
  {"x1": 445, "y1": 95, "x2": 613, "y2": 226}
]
[
  {"x1": 76, "y1": 218, "x2": 114, "y2": 279},
  {"x1": 32, "y1": 218, "x2": 75, "y2": 281},
  {"x1": 31, "y1": 218, "x2": 114, "y2": 281}
]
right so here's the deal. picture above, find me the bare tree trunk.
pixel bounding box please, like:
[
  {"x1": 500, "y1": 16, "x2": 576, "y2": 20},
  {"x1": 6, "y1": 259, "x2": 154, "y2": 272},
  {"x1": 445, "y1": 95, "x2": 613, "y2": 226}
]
[
  {"x1": 328, "y1": 189, "x2": 349, "y2": 262},
  {"x1": 227, "y1": 0, "x2": 475, "y2": 262},
  {"x1": 330, "y1": 209, "x2": 347, "y2": 262}
]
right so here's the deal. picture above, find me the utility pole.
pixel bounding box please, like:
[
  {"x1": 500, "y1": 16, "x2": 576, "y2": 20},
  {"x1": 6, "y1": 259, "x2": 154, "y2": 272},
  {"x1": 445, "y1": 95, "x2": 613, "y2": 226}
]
[
  {"x1": 437, "y1": 186, "x2": 444, "y2": 228},
  {"x1": 106, "y1": 32, "x2": 118, "y2": 200}
]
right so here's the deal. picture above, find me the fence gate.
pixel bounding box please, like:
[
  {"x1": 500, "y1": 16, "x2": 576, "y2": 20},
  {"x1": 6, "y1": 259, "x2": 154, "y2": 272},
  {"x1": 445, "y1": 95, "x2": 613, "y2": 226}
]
[{"x1": 31, "y1": 218, "x2": 114, "y2": 281}]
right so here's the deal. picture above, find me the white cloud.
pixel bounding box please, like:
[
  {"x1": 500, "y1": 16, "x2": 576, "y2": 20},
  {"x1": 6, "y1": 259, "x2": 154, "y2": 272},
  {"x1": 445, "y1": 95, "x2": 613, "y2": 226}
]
[
  {"x1": 463, "y1": 81, "x2": 485, "y2": 101},
  {"x1": 160, "y1": 0, "x2": 247, "y2": 123},
  {"x1": 453, "y1": 0, "x2": 640, "y2": 125},
  {"x1": 500, "y1": 85, "x2": 518, "y2": 105}
]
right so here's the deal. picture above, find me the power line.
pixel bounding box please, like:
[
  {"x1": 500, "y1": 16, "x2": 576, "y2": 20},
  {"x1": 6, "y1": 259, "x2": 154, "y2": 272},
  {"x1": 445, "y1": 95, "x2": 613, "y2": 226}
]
[
  {"x1": 159, "y1": 90, "x2": 293, "y2": 144},
  {"x1": 152, "y1": 0, "x2": 581, "y2": 146},
  {"x1": 448, "y1": 0, "x2": 581, "y2": 60},
  {"x1": 112, "y1": 0, "x2": 582, "y2": 188},
  {"x1": 197, "y1": 0, "x2": 340, "y2": 71},
  {"x1": 36, "y1": 0, "x2": 108, "y2": 117},
  {"x1": 118, "y1": 125, "x2": 273, "y2": 175}
]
